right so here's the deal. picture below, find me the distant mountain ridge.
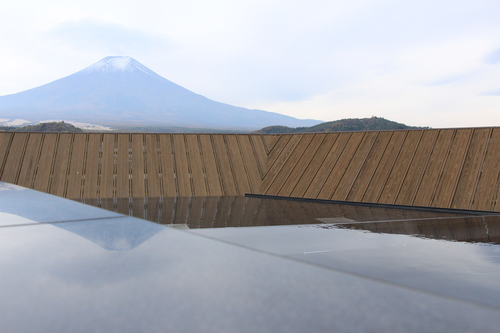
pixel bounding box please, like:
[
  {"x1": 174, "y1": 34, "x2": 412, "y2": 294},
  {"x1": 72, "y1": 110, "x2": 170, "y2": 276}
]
[
  {"x1": 252, "y1": 117, "x2": 429, "y2": 133},
  {"x1": 0, "y1": 56, "x2": 320, "y2": 130}
]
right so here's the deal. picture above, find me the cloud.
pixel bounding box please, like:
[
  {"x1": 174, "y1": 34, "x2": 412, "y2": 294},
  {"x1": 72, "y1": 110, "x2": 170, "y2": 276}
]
[
  {"x1": 485, "y1": 48, "x2": 500, "y2": 64},
  {"x1": 47, "y1": 19, "x2": 174, "y2": 55}
]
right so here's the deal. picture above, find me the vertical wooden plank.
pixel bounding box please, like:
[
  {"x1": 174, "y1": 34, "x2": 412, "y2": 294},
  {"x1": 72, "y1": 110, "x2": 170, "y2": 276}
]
[
  {"x1": 17, "y1": 133, "x2": 43, "y2": 188},
  {"x1": 82, "y1": 134, "x2": 101, "y2": 199},
  {"x1": 347, "y1": 131, "x2": 392, "y2": 202},
  {"x1": 1, "y1": 132, "x2": 29, "y2": 184},
  {"x1": 116, "y1": 134, "x2": 130, "y2": 198},
  {"x1": 431, "y1": 129, "x2": 472, "y2": 208},
  {"x1": 131, "y1": 134, "x2": 146, "y2": 197},
  {"x1": 249, "y1": 135, "x2": 268, "y2": 179},
  {"x1": 184, "y1": 197, "x2": 204, "y2": 227},
  {"x1": 66, "y1": 133, "x2": 87, "y2": 198},
  {"x1": 271, "y1": 134, "x2": 318, "y2": 196},
  {"x1": 131, "y1": 197, "x2": 146, "y2": 219},
  {"x1": 145, "y1": 134, "x2": 162, "y2": 197},
  {"x1": 213, "y1": 196, "x2": 233, "y2": 227},
  {"x1": 452, "y1": 128, "x2": 491, "y2": 209},
  {"x1": 395, "y1": 130, "x2": 439, "y2": 206},
  {"x1": 199, "y1": 135, "x2": 223, "y2": 196},
  {"x1": 172, "y1": 134, "x2": 192, "y2": 196},
  {"x1": 212, "y1": 134, "x2": 237, "y2": 195},
  {"x1": 302, "y1": 132, "x2": 350, "y2": 198},
  {"x1": 33, "y1": 134, "x2": 58, "y2": 193},
  {"x1": 361, "y1": 131, "x2": 407, "y2": 203},
  {"x1": 100, "y1": 134, "x2": 115, "y2": 198},
  {"x1": 198, "y1": 196, "x2": 220, "y2": 228},
  {"x1": 237, "y1": 135, "x2": 262, "y2": 193},
  {"x1": 225, "y1": 135, "x2": 251, "y2": 194},
  {"x1": 158, "y1": 134, "x2": 177, "y2": 197},
  {"x1": 173, "y1": 197, "x2": 190, "y2": 224},
  {"x1": 186, "y1": 134, "x2": 208, "y2": 196},
  {"x1": 261, "y1": 134, "x2": 303, "y2": 194},
  {"x1": 472, "y1": 128, "x2": 500, "y2": 211},
  {"x1": 49, "y1": 134, "x2": 71, "y2": 197},
  {"x1": 317, "y1": 132, "x2": 365, "y2": 200},
  {"x1": 413, "y1": 129, "x2": 455, "y2": 207},
  {"x1": 379, "y1": 130, "x2": 423, "y2": 204},
  {"x1": 332, "y1": 131, "x2": 379, "y2": 201}
]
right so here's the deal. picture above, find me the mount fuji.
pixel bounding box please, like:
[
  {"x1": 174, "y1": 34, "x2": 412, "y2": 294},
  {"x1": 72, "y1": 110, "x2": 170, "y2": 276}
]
[{"x1": 0, "y1": 56, "x2": 321, "y2": 130}]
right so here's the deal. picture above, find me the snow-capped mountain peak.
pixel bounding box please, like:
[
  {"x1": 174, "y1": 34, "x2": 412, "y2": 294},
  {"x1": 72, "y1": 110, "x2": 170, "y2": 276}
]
[
  {"x1": 0, "y1": 56, "x2": 321, "y2": 130},
  {"x1": 85, "y1": 56, "x2": 133, "y2": 72}
]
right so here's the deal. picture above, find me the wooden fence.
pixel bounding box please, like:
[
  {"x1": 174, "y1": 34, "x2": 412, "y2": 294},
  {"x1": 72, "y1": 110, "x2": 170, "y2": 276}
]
[{"x1": 1, "y1": 127, "x2": 499, "y2": 211}]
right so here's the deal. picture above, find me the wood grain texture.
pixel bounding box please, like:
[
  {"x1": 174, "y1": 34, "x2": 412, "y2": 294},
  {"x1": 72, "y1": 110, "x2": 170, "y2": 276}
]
[{"x1": 0, "y1": 130, "x2": 499, "y2": 211}]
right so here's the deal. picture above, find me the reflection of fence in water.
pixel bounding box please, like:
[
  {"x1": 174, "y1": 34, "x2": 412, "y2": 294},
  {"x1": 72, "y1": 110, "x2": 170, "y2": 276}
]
[
  {"x1": 336, "y1": 215, "x2": 500, "y2": 244},
  {"x1": 78, "y1": 196, "x2": 471, "y2": 229}
]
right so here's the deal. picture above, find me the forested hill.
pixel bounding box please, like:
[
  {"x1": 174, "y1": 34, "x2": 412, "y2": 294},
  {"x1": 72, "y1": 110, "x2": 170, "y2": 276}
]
[
  {"x1": 252, "y1": 117, "x2": 428, "y2": 134},
  {"x1": 13, "y1": 121, "x2": 84, "y2": 132}
]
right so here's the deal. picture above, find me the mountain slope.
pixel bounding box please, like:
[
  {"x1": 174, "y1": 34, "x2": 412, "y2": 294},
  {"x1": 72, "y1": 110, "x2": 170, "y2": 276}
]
[
  {"x1": 0, "y1": 56, "x2": 320, "y2": 130},
  {"x1": 252, "y1": 117, "x2": 429, "y2": 133}
]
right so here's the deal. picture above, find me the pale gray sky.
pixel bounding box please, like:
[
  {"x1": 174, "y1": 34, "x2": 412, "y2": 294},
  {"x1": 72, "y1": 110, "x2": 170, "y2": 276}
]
[{"x1": 1, "y1": 0, "x2": 499, "y2": 127}]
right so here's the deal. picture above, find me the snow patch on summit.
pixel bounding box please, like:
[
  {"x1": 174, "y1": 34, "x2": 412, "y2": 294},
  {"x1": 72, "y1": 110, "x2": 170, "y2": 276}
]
[
  {"x1": 80, "y1": 56, "x2": 162, "y2": 80},
  {"x1": 84, "y1": 56, "x2": 134, "y2": 72}
]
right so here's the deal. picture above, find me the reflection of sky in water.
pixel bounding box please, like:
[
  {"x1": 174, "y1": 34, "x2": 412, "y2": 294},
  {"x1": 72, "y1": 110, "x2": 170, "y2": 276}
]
[
  {"x1": 190, "y1": 224, "x2": 500, "y2": 307},
  {"x1": 0, "y1": 183, "x2": 499, "y2": 317}
]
